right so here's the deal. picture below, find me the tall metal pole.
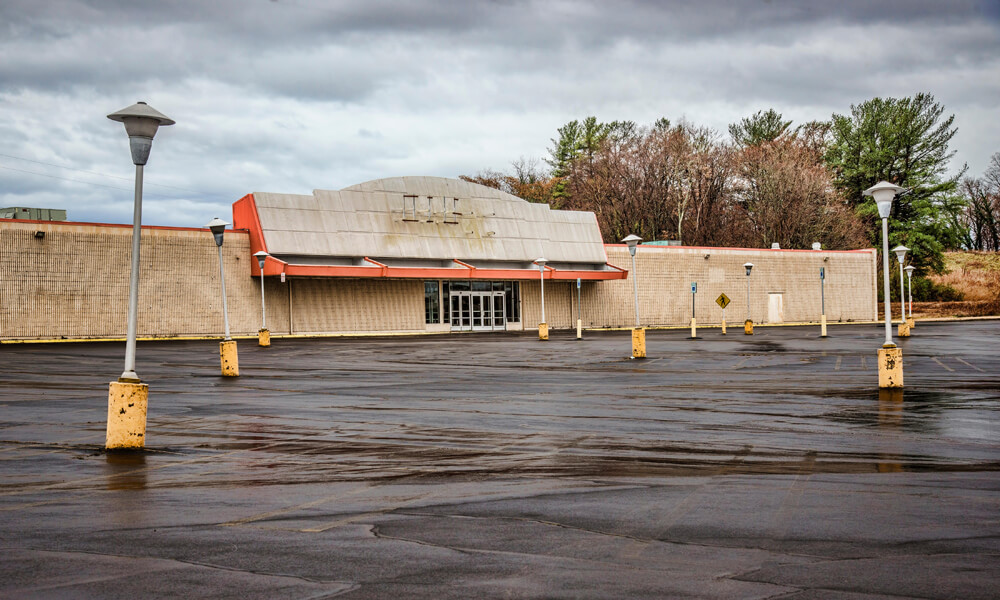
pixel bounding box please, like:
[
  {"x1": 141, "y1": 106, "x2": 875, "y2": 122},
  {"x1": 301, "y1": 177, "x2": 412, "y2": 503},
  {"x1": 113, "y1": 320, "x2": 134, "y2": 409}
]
[
  {"x1": 746, "y1": 272, "x2": 751, "y2": 322},
  {"x1": 218, "y1": 245, "x2": 231, "y2": 341},
  {"x1": 121, "y1": 164, "x2": 143, "y2": 381},
  {"x1": 539, "y1": 266, "x2": 546, "y2": 324},
  {"x1": 630, "y1": 252, "x2": 639, "y2": 328},
  {"x1": 907, "y1": 271, "x2": 913, "y2": 317},
  {"x1": 259, "y1": 271, "x2": 267, "y2": 330},
  {"x1": 881, "y1": 217, "x2": 893, "y2": 346},
  {"x1": 898, "y1": 261, "x2": 906, "y2": 323}
]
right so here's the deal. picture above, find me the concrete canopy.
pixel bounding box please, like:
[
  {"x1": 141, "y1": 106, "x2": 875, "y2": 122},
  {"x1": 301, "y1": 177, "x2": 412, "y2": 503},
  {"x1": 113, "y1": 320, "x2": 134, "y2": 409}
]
[{"x1": 233, "y1": 176, "x2": 626, "y2": 281}]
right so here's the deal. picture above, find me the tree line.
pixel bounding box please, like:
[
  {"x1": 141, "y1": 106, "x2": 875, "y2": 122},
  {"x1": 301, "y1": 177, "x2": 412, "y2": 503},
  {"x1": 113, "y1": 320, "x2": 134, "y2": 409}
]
[{"x1": 461, "y1": 94, "x2": 1000, "y2": 295}]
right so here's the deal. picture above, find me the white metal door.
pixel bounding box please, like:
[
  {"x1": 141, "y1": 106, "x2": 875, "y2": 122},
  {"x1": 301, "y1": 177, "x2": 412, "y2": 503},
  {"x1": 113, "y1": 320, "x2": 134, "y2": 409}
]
[{"x1": 768, "y1": 293, "x2": 784, "y2": 323}]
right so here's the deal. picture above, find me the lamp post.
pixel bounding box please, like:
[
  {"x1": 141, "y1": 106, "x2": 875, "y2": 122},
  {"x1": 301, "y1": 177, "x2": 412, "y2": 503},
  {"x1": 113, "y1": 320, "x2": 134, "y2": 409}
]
[
  {"x1": 743, "y1": 262, "x2": 754, "y2": 335},
  {"x1": 893, "y1": 245, "x2": 910, "y2": 337},
  {"x1": 864, "y1": 181, "x2": 905, "y2": 388},
  {"x1": 104, "y1": 101, "x2": 174, "y2": 450},
  {"x1": 208, "y1": 218, "x2": 239, "y2": 376},
  {"x1": 622, "y1": 234, "x2": 645, "y2": 358},
  {"x1": 254, "y1": 251, "x2": 270, "y2": 347},
  {"x1": 904, "y1": 265, "x2": 915, "y2": 328},
  {"x1": 535, "y1": 257, "x2": 548, "y2": 341}
]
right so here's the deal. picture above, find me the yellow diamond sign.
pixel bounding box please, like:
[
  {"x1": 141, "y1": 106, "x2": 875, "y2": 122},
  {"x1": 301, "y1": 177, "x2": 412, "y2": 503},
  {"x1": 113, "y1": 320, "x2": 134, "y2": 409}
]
[{"x1": 716, "y1": 293, "x2": 731, "y2": 309}]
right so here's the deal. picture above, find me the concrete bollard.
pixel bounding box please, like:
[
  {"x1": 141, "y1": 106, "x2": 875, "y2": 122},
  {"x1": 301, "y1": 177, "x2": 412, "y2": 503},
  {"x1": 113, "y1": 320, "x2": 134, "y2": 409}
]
[
  {"x1": 877, "y1": 346, "x2": 903, "y2": 388},
  {"x1": 690, "y1": 318, "x2": 697, "y2": 339},
  {"x1": 220, "y1": 340, "x2": 239, "y2": 376},
  {"x1": 744, "y1": 319, "x2": 754, "y2": 335},
  {"x1": 821, "y1": 314, "x2": 827, "y2": 338},
  {"x1": 258, "y1": 328, "x2": 270, "y2": 347},
  {"x1": 898, "y1": 322, "x2": 910, "y2": 337},
  {"x1": 538, "y1": 322, "x2": 549, "y2": 341},
  {"x1": 106, "y1": 381, "x2": 148, "y2": 450},
  {"x1": 721, "y1": 319, "x2": 726, "y2": 335},
  {"x1": 631, "y1": 327, "x2": 646, "y2": 358},
  {"x1": 577, "y1": 319, "x2": 582, "y2": 340}
]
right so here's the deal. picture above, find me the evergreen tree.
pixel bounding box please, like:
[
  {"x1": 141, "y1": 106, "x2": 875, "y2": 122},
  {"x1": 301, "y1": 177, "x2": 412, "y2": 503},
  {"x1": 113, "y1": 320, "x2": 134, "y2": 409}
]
[
  {"x1": 729, "y1": 109, "x2": 792, "y2": 146},
  {"x1": 825, "y1": 93, "x2": 966, "y2": 273}
]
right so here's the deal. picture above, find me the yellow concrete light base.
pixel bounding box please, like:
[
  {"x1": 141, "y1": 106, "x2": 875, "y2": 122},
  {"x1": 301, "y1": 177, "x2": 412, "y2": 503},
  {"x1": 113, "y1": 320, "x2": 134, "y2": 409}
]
[
  {"x1": 576, "y1": 319, "x2": 582, "y2": 340},
  {"x1": 878, "y1": 346, "x2": 903, "y2": 389},
  {"x1": 744, "y1": 319, "x2": 754, "y2": 335},
  {"x1": 898, "y1": 322, "x2": 911, "y2": 337},
  {"x1": 907, "y1": 317, "x2": 915, "y2": 329},
  {"x1": 821, "y1": 314, "x2": 827, "y2": 337},
  {"x1": 538, "y1": 323, "x2": 548, "y2": 341},
  {"x1": 106, "y1": 381, "x2": 148, "y2": 450},
  {"x1": 721, "y1": 319, "x2": 726, "y2": 335},
  {"x1": 690, "y1": 318, "x2": 697, "y2": 339},
  {"x1": 632, "y1": 327, "x2": 646, "y2": 358},
  {"x1": 220, "y1": 340, "x2": 239, "y2": 376},
  {"x1": 258, "y1": 328, "x2": 270, "y2": 347}
]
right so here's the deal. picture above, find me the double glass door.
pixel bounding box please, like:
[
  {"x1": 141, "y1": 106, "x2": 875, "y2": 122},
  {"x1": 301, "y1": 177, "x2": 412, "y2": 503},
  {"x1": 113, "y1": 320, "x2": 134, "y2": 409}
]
[{"x1": 450, "y1": 291, "x2": 506, "y2": 331}]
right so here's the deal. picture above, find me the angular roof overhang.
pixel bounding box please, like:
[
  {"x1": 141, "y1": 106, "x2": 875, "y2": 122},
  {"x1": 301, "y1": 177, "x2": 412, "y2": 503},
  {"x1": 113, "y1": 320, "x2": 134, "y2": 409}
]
[{"x1": 233, "y1": 193, "x2": 627, "y2": 281}]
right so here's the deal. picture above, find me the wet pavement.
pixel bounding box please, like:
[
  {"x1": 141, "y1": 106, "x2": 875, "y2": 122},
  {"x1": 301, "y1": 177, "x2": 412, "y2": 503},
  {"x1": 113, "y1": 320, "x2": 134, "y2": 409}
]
[{"x1": 1, "y1": 321, "x2": 999, "y2": 599}]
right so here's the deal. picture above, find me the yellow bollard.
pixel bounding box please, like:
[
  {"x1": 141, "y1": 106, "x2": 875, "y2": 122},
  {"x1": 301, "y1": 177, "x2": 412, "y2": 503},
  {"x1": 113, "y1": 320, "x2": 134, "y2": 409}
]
[
  {"x1": 877, "y1": 346, "x2": 903, "y2": 388},
  {"x1": 690, "y1": 317, "x2": 697, "y2": 339},
  {"x1": 577, "y1": 319, "x2": 582, "y2": 340},
  {"x1": 744, "y1": 319, "x2": 753, "y2": 335},
  {"x1": 258, "y1": 328, "x2": 271, "y2": 347},
  {"x1": 631, "y1": 327, "x2": 646, "y2": 358},
  {"x1": 907, "y1": 316, "x2": 915, "y2": 329},
  {"x1": 220, "y1": 340, "x2": 239, "y2": 376},
  {"x1": 721, "y1": 319, "x2": 726, "y2": 335},
  {"x1": 821, "y1": 314, "x2": 827, "y2": 337},
  {"x1": 106, "y1": 381, "x2": 148, "y2": 450},
  {"x1": 898, "y1": 322, "x2": 910, "y2": 337},
  {"x1": 538, "y1": 322, "x2": 549, "y2": 341}
]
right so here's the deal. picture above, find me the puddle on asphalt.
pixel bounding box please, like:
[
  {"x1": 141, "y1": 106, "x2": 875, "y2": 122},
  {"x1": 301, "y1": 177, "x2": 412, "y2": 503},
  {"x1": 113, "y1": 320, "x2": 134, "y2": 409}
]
[
  {"x1": 103, "y1": 451, "x2": 148, "y2": 490},
  {"x1": 739, "y1": 341, "x2": 786, "y2": 352},
  {"x1": 821, "y1": 387, "x2": 972, "y2": 433}
]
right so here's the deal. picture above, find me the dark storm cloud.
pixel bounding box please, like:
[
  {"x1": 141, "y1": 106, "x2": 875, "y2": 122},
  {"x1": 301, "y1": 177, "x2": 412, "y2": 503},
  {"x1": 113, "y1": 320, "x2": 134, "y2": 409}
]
[{"x1": 0, "y1": 0, "x2": 997, "y2": 226}]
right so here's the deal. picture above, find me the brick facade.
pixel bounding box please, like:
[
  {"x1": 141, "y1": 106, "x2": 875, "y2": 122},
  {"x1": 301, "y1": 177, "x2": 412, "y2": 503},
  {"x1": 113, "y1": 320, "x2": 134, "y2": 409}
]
[{"x1": 0, "y1": 221, "x2": 876, "y2": 340}]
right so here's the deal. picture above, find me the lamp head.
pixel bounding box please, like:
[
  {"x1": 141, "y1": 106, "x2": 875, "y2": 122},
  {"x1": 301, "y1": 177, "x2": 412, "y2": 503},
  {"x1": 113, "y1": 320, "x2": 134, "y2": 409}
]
[
  {"x1": 621, "y1": 234, "x2": 641, "y2": 256},
  {"x1": 107, "y1": 101, "x2": 174, "y2": 165},
  {"x1": 534, "y1": 257, "x2": 548, "y2": 271},
  {"x1": 206, "y1": 217, "x2": 229, "y2": 247},
  {"x1": 863, "y1": 181, "x2": 904, "y2": 220},
  {"x1": 892, "y1": 244, "x2": 909, "y2": 264},
  {"x1": 253, "y1": 250, "x2": 269, "y2": 270},
  {"x1": 904, "y1": 265, "x2": 915, "y2": 277},
  {"x1": 744, "y1": 262, "x2": 754, "y2": 276}
]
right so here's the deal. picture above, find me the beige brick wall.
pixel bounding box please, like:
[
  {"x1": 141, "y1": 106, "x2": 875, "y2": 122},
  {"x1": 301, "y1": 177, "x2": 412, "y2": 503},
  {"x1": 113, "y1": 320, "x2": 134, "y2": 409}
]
[
  {"x1": 1, "y1": 221, "x2": 269, "y2": 339},
  {"x1": 1, "y1": 221, "x2": 876, "y2": 340}
]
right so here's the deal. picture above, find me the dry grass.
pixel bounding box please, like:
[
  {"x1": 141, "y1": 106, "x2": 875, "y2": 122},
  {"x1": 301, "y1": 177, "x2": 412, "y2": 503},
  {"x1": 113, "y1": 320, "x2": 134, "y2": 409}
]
[{"x1": 916, "y1": 251, "x2": 1000, "y2": 318}]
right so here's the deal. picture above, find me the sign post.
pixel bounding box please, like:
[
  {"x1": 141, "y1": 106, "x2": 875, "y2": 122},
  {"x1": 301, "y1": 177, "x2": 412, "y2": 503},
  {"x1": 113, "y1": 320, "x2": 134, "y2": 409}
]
[
  {"x1": 576, "y1": 277, "x2": 582, "y2": 340},
  {"x1": 820, "y1": 267, "x2": 827, "y2": 337},
  {"x1": 716, "y1": 293, "x2": 731, "y2": 335},
  {"x1": 690, "y1": 282, "x2": 698, "y2": 338}
]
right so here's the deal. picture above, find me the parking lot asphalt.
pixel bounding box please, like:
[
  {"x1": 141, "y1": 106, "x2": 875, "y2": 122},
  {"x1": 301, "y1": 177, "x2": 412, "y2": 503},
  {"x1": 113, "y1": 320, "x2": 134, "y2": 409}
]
[{"x1": 1, "y1": 321, "x2": 999, "y2": 599}]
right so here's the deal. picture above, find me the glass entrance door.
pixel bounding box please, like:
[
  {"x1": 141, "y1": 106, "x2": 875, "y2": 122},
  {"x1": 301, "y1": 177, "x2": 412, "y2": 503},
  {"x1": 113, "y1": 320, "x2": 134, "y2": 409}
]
[{"x1": 450, "y1": 291, "x2": 506, "y2": 332}]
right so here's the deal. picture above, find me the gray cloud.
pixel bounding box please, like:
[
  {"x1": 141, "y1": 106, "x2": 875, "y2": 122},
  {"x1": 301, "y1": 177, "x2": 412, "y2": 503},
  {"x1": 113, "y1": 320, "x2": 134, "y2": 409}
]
[{"x1": 0, "y1": 0, "x2": 997, "y2": 226}]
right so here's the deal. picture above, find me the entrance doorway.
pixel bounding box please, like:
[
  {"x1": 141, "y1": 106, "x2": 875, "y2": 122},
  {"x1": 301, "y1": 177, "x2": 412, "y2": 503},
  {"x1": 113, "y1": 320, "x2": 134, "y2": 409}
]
[{"x1": 450, "y1": 291, "x2": 507, "y2": 331}]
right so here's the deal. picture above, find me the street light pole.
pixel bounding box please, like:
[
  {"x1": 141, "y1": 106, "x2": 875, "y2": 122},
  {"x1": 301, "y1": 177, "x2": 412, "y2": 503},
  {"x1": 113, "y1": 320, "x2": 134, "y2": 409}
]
[
  {"x1": 904, "y1": 265, "x2": 915, "y2": 329},
  {"x1": 820, "y1": 266, "x2": 827, "y2": 337},
  {"x1": 893, "y1": 245, "x2": 910, "y2": 337},
  {"x1": 254, "y1": 250, "x2": 270, "y2": 347},
  {"x1": 104, "y1": 101, "x2": 174, "y2": 450},
  {"x1": 622, "y1": 235, "x2": 644, "y2": 358},
  {"x1": 864, "y1": 181, "x2": 905, "y2": 388},
  {"x1": 534, "y1": 258, "x2": 548, "y2": 341},
  {"x1": 208, "y1": 218, "x2": 239, "y2": 376},
  {"x1": 743, "y1": 262, "x2": 754, "y2": 335}
]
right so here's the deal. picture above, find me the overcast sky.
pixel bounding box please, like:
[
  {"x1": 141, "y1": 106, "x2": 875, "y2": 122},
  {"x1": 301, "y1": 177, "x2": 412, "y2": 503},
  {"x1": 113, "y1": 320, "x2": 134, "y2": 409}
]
[{"x1": 1, "y1": 0, "x2": 998, "y2": 227}]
